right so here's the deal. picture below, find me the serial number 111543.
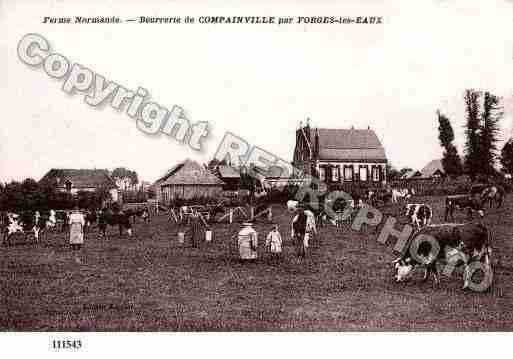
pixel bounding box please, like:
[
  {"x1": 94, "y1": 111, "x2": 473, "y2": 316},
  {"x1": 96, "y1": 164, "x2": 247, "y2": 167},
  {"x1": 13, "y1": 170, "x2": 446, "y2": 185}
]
[{"x1": 52, "y1": 340, "x2": 82, "y2": 350}]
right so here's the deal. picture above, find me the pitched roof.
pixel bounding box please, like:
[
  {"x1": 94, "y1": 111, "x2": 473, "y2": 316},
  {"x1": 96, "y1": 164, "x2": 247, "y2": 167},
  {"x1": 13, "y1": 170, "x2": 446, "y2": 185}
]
[
  {"x1": 40, "y1": 169, "x2": 117, "y2": 189},
  {"x1": 254, "y1": 165, "x2": 291, "y2": 179},
  {"x1": 401, "y1": 170, "x2": 422, "y2": 179},
  {"x1": 309, "y1": 128, "x2": 387, "y2": 161},
  {"x1": 420, "y1": 159, "x2": 445, "y2": 178},
  {"x1": 218, "y1": 165, "x2": 241, "y2": 179},
  {"x1": 159, "y1": 159, "x2": 225, "y2": 186}
]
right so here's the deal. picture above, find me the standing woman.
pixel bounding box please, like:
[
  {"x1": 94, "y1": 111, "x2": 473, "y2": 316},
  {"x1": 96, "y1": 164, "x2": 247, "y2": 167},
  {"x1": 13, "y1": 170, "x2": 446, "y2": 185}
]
[
  {"x1": 69, "y1": 207, "x2": 85, "y2": 250},
  {"x1": 291, "y1": 205, "x2": 308, "y2": 259},
  {"x1": 187, "y1": 211, "x2": 202, "y2": 248}
]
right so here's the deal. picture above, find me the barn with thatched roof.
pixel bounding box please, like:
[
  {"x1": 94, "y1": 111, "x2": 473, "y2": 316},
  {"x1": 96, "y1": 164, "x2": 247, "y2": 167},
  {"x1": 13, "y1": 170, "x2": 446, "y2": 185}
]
[{"x1": 154, "y1": 159, "x2": 225, "y2": 203}]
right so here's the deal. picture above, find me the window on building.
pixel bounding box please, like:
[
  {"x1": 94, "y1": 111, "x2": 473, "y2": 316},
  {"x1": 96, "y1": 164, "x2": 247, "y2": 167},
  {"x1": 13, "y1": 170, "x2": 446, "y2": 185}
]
[
  {"x1": 344, "y1": 166, "x2": 353, "y2": 181},
  {"x1": 65, "y1": 180, "x2": 72, "y2": 192},
  {"x1": 372, "y1": 167, "x2": 380, "y2": 182},
  {"x1": 332, "y1": 166, "x2": 339, "y2": 182},
  {"x1": 319, "y1": 167, "x2": 325, "y2": 182},
  {"x1": 360, "y1": 166, "x2": 368, "y2": 181}
]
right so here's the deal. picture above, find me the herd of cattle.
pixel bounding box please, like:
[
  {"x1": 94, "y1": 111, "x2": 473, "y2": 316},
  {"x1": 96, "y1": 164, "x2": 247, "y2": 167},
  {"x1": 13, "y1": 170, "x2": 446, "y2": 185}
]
[
  {"x1": 0, "y1": 183, "x2": 506, "y2": 291},
  {"x1": 285, "y1": 184, "x2": 504, "y2": 291},
  {"x1": 0, "y1": 207, "x2": 150, "y2": 246}
]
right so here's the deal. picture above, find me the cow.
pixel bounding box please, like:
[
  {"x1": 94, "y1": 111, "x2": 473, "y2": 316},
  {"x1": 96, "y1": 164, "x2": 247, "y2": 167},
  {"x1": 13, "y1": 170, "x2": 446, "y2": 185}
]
[
  {"x1": 392, "y1": 223, "x2": 492, "y2": 290},
  {"x1": 97, "y1": 209, "x2": 133, "y2": 238},
  {"x1": 367, "y1": 189, "x2": 392, "y2": 207},
  {"x1": 287, "y1": 200, "x2": 299, "y2": 213},
  {"x1": 83, "y1": 210, "x2": 98, "y2": 232},
  {"x1": 124, "y1": 208, "x2": 150, "y2": 224},
  {"x1": 55, "y1": 211, "x2": 70, "y2": 232},
  {"x1": 45, "y1": 209, "x2": 57, "y2": 230},
  {"x1": 480, "y1": 185, "x2": 504, "y2": 209},
  {"x1": 1, "y1": 211, "x2": 46, "y2": 246},
  {"x1": 445, "y1": 195, "x2": 484, "y2": 221},
  {"x1": 404, "y1": 204, "x2": 433, "y2": 231}
]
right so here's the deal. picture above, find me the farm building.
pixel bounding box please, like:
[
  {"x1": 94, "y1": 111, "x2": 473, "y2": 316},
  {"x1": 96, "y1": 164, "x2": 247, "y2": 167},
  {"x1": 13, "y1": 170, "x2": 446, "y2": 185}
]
[
  {"x1": 215, "y1": 164, "x2": 293, "y2": 190},
  {"x1": 293, "y1": 121, "x2": 388, "y2": 183},
  {"x1": 401, "y1": 169, "x2": 422, "y2": 180},
  {"x1": 217, "y1": 165, "x2": 241, "y2": 190},
  {"x1": 39, "y1": 168, "x2": 119, "y2": 201},
  {"x1": 253, "y1": 165, "x2": 294, "y2": 188},
  {"x1": 419, "y1": 159, "x2": 446, "y2": 179},
  {"x1": 154, "y1": 159, "x2": 225, "y2": 203}
]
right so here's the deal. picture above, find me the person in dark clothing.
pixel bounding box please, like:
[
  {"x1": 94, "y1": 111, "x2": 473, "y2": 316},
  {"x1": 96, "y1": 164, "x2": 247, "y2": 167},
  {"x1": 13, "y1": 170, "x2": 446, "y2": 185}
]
[
  {"x1": 291, "y1": 206, "x2": 308, "y2": 258},
  {"x1": 187, "y1": 212, "x2": 202, "y2": 248}
]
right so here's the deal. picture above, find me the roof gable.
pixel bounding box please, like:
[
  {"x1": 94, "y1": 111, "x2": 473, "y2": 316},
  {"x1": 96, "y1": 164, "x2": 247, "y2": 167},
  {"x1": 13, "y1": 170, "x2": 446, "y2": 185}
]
[
  {"x1": 420, "y1": 159, "x2": 445, "y2": 178},
  {"x1": 308, "y1": 127, "x2": 387, "y2": 161},
  {"x1": 159, "y1": 159, "x2": 225, "y2": 186},
  {"x1": 218, "y1": 165, "x2": 241, "y2": 179},
  {"x1": 40, "y1": 169, "x2": 117, "y2": 189}
]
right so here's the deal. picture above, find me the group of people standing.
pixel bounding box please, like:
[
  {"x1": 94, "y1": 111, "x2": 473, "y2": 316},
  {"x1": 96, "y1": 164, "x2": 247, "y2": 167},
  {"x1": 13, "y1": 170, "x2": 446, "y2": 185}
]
[{"x1": 236, "y1": 204, "x2": 315, "y2": 263}]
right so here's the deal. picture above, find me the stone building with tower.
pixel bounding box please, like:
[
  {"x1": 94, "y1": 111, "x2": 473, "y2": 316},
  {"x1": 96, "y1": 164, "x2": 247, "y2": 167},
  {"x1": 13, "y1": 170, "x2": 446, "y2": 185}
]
[{"x1": 292, "y1": 120, "x2": 388, "y2": 184}]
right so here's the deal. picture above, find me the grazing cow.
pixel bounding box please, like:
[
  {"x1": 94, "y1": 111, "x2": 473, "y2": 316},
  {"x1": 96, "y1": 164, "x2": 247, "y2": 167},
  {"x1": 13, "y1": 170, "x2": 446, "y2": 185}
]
[
  {"x1": 368, "y1": 189, "x2": 392, "y2": 207},
  {"x1": 404, "y1": 204, "x2": 433, "y2": 231},
  {"x1": 83, "y1": 210, "x2": 98, "y2": 232},
  {"x1": 1, "y1": 212, "x2": 45, "y2": 246},
  {"x1": 55, "y1": 211, "x2": 70, "y2": 232},
  {"x1": 304, "y1": 209, "x2": 317, "y2": 235},
  {"x1": 393, "y1": 188, "x2": 414, "y2": 204},
  {"x1": 287, "y1": 200, "x2": 299, "y2": 213},
  {"x1": 393, "y1": 223, "x2": 492, "y2": 290},
  {"x1": 45, "y1": 209, "x2": 57, "y2": 230},
  {"x1": 124, "y1": 208, "x2": 150, "y2": 224},
  {"x1": 481, "y1": 185, "x2": 504, "y2": 209},
  {"x1": 445, "y1": 195, "x2": 484, "y2": 221},
  {"x1": 97, "y1": 209, "x2": 133, "y2": 238}
]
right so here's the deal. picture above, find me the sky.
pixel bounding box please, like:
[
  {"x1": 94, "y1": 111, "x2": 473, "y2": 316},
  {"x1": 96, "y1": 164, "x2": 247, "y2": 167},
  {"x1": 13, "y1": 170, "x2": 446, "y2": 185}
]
[{"x1": 1, "y1": 0, "x2": 513, "y2": 183}]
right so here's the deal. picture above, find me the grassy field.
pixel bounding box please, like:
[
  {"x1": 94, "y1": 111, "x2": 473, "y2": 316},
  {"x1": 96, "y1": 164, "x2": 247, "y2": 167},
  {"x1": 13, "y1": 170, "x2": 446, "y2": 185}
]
[{"x1": 1, "y1": 195, "x2": 512, "y2": 331}]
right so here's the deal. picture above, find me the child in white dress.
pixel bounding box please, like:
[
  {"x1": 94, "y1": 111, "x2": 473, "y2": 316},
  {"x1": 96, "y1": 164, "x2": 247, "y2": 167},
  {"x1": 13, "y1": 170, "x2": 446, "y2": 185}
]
[{"x1": 266, "y1": 224, "x2": 283, "y2": 261}]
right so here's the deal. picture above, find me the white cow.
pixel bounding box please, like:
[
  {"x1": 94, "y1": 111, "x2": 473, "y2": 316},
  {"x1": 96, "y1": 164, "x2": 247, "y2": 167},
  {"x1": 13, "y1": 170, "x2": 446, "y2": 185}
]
[
  {"x1": 2, "y1": 213, "x2": 41, "y2": 246},
  {"x1": 287, "y1": 200, "x2": 299, "y2": 213},
  {"x1": 304, "y1": 209, "x2": 317, "y2": 235},
  {"x1": 46, "y1": 209, "x2": 57, "y2": 230}
]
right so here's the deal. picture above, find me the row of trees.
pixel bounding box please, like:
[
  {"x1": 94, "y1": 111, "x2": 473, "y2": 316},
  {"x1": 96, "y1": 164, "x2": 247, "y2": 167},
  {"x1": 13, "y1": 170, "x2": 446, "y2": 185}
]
[
  {"x1": 437, "y1": 89, "x2": 509, "y2": 180},
  {"x1": 0, "y1": 178, "x2": 112, "y2": 212}
]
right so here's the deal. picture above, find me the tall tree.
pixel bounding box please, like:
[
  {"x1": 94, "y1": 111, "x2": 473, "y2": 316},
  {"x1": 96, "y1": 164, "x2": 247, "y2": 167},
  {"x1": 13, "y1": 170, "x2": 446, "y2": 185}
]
[
  {"x1": 386, "y1": 164, "x2": 401, "y2": 180},
  {"x1": 111, "y1": 167, "x2": 139, "y2": 190},
  {"x1": 500, "y1": 139, "x2": 513, "y2": 175},
  {"x1": 437, "y1": 110, "x2": 463, "y2": 177},
  {"x1": 463, "y1": 89, "x2": 482, "y2": 181},
  {"x1": 480, "y1": 92, "x2": 503, "y2": 176}
]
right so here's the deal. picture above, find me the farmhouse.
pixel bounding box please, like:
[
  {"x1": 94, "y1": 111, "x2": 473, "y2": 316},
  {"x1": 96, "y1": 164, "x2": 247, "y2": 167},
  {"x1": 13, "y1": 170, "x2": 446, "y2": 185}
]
[
  {"x1": 419, "y1": 159, "x2": 445, "y2": 179},
  {"x1": 154, "y1": 159, "x2": 225, "y2": 203},
  {"x1": 293, "y1": 121, "x2": 388, "y2": 183},
  {"x1": 39, "y1": 168, "x2": 119, "y2": 201}
]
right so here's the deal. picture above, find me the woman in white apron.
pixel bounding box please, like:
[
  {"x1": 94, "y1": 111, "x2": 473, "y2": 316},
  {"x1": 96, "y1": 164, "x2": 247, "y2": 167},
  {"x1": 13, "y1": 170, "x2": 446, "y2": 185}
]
[
  {"x1": 69, "y1": 207, "x2": 85, "y2": 250},
  {"x1": 238, "y1": 223, "x2": 258, "y2": 261}
]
